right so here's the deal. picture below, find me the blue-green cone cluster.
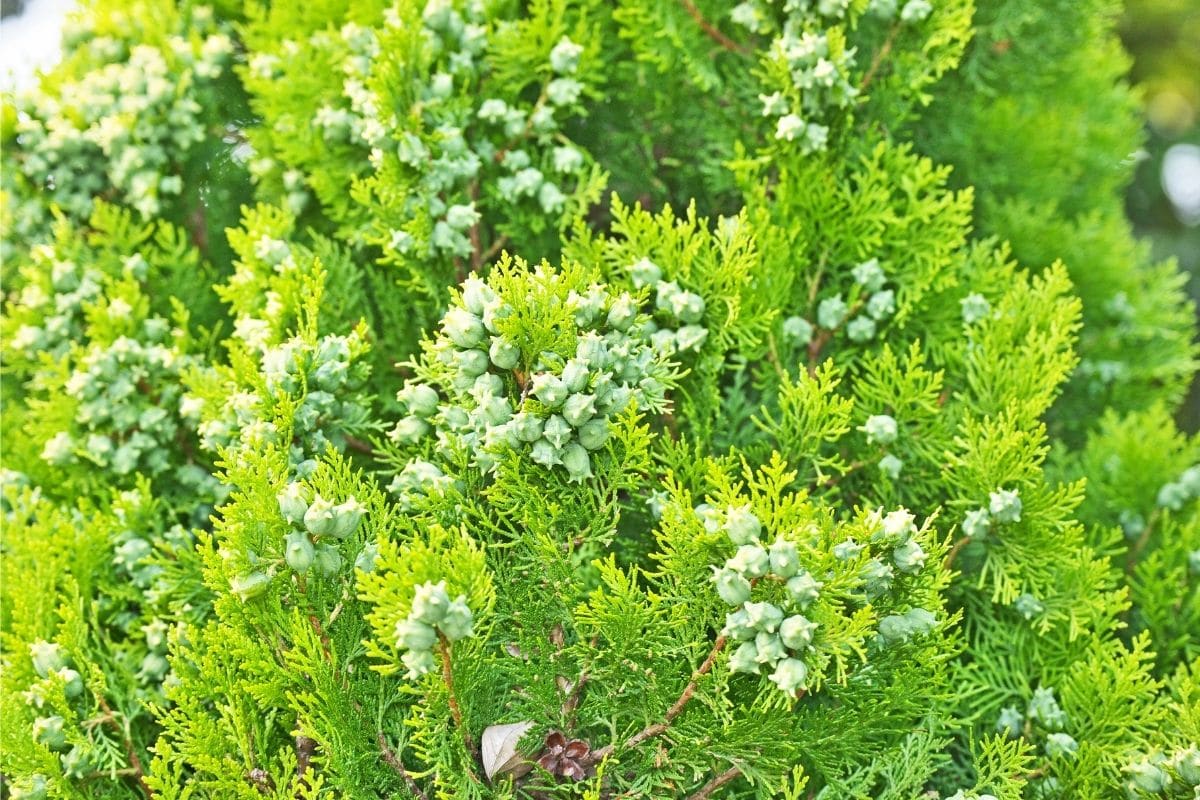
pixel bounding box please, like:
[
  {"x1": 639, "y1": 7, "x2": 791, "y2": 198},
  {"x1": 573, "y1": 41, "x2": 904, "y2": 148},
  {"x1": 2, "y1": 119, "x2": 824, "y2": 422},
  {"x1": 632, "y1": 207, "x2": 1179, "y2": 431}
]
[
  {"x1": 23, "y1": 641, "x2": 93, "y2": 779},
  {"x1": 263, "y1": 3, "x2": 596, "y2": 258},
  {"x1": 864, "y1": 509, "x2": 936, "y2": 642},
  {"x1": 386, "y1": 458, "x2": 456, "y2": 512},
  {"x1": 960, "y1": 292, "x2": 991, "y2": 325},
  {"x1": 1123, "y1": 747, "x2": 1200, "y2": 797},
  {"x1": 960, "y1": 487, "x2": 1023, "y2": 541},
  {"x1": 43, "y1": 321, "x2": 200, "y2": 479},
  {"x1": 1012, "y1": 592, "x2": 1046, "y2": 620},
  {"x1": 390, "y1": 267, "x2": 673, "y2": 483},
  {"x1": 626, "y1": 258, "x2": 710, "y2": 357},
  {"x1": 711, "y1": 502, "x2": 937, "y2": 690},
  {"x1": 5, "y1": 235, "x2": 209, "y2": 491},
  {"x1": 5, "y1": 774, "x2": 49, "y2": 800},
  {"x1": 802, "y1": 258, "x2": 900, "y2": 348},
  {"x1": 861, "y1": 413, "x2": 898, "y2": 445},
  {"x1": 845, "y1": 258, "x2": 897, "y2": 343},
  {"x1": 5, "y1": 21, "x2": 232, "y2": 228},
  {"x1": 863, "y1": 508, "x2": 929, "y2": 590},
  {"x1": 709, "y1": 504, "x2": 821, "y2": 694},
  {"x1": 781, "y1": 314, "x2": 815, "y2": 346},
  {"x1": 736, "y1": 3, "x2": 929, "y2": 155},
  {"x1": 1155, "y1": 465, "x2": 1200, "y2": 512},
  {"x1": 394, "y1": 580, "x2": 475, "y2": 679},
  {"x1": 995, "y1": 687, "x2": 1079, "y2": 764},
  {"x1": 195, "y1": 330, "x2": 372, "y2": 471},
  {"x1": 3, "y1": 244, "x2": 117, "y2": 368},
  {"x1": 876, "y1": 607, "x2": 938, "y2": 644},
  {"x1": 277, "y1": 482, "x2": 364, "y2": 576},
  {"x1": 228, "y1": 484, "x2": 364, "y2": 600}
]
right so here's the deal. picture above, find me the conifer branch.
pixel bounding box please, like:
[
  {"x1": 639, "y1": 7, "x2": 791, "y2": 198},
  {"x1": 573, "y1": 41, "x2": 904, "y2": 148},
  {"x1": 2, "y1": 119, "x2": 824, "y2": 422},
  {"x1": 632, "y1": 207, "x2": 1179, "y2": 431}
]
[
  {"x1": 679, "y1": 0, "x2": 750, "y2": 55},
  {"x1": 687, "y1": 765, "x2": 742, "y2": 799},
  {"x1": 437, "y1": 633, "x2": 481, "y2": 779},
  {"x1": 943, "y1": 536, "x2": 970, "y2": 570},
  {"x1": 860, "y1": 22, "x2": 901, "y2": 93},
  {"x1": 376, "y1": 731, "x2": 430, "y2": 800},
  {"x1": 1125, "y1": 509, "x2": 1160, "y2": 575},
  {"x1": 294, "y1": 735, "x2": 317, "y2": 797},
  {"x1": 588, "y1": 634, "x2": 728, "y2": 764},
  {"x1": 95, "y1": 696, "x2": 153, "y2": 798},
  {"x1": 4, "y1": 1, "x2": 1193, "y2": 797}
]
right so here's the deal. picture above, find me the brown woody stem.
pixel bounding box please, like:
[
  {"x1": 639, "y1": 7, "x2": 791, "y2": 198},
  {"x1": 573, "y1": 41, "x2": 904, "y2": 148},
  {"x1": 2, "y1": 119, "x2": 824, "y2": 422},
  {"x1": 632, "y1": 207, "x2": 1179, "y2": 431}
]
[
  {"x1": 588, "y1": 634, "x2": 728, "y2": 763},
  {"x1": 1125, "y1": 509, "x2": 1160, "y2": 575},
  {"x1": 943, "y1": 536, "x2": 970, "y2": 570},
  {"x1": 680, "y1": 0, "x2": 750, "y2": 54},
  {"x1": 377, "y1": 731, "x2": 431, "y2": 800},
  {"x1": 860, "y1": 22, "x2": 900, "y2": 92},
  {"x1": 438, "y1": 634, "x2": 481, "y2": 779},
  {"x1": 96, "y1": 696, "x2": 153, "y2": 798},
  {"x1": 688, "y1": 766, "x2": 742, "y2": 799},
  {"x1": 343, "y1": 434, "x2": 376, "y2": 456}
]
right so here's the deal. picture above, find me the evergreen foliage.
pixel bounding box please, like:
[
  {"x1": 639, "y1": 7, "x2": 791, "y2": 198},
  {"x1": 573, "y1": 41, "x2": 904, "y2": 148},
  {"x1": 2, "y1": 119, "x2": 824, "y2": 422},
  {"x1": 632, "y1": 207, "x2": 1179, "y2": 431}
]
[{"x1": 1, "y1": 0, "x2": 1197, "y2": 798}]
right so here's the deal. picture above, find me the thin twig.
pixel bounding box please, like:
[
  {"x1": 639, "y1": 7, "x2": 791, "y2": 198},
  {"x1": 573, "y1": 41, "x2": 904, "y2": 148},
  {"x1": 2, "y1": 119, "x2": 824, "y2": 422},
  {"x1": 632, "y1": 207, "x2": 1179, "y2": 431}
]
[
  {"x1": 807, "y1": 293, "x2": 868, "y2": 374},
  {"x1": 562, "y1": 633, "x2": 602, "y2": 730},
  {"x1": 308, "y1": 615, "x2": 334, "y2": 663},
  {"x1": 765, "y1": 330, "x2": 788, "y2": 382},
  {"x1": 943, "y1": 537, "x2": 969, "y2": 570},
  {"x1": 806, "y1": 329, "x2": 833, "y2": 374},
  {"x1": 860, "y1": 22, "x2": 900, "y2": 93},
  {"x1": 468, "y1": 181, "x2": 483, "y2": 272},
  {"x1": 96, "y1": 696, "x2": 153, "y2": 798},
  {"x1": 377, "y1": 731, "x2": 431, "y2": 800},
  {"x1": 438, "y1": 634, "x2": 481, "y2": 780},
  {"x1": 679, "y1": 0, "x2": 750, "y2": 54},
  {"x1": 688, "y1": 766, "x2": 742, "y2": 799},
  {"x1": 817, "y1": 459, "x2": 866, "y2": 490},
  {"x1": 479, "y1": 234, "x2": 510, "y2": 265},
  {"x1": 1125, "y1": 510, "x2": 1160, "y2": 575},
  {"x1": 343, "y1": 434, "x2": 377, "y2": 457},
  {"x1": 588, "y1": 635, "x2": 728, "y2": 763},
  {"x1": 295, "y1": 736, "x2": 317, "y2": 798}
]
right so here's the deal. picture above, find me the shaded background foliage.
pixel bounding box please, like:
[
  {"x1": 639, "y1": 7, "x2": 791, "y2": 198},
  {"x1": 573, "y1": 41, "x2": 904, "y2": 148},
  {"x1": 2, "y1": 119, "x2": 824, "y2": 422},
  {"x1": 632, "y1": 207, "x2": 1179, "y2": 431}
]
[{"x1": 1119, "y1": 0, "x2": 1200, "y2": 429}]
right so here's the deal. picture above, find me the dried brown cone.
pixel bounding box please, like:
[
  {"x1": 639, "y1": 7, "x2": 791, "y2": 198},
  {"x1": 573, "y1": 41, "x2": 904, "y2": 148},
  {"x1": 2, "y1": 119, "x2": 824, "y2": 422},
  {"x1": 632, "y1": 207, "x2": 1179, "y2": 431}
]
[{"x1": 536, "y1": 730, "x2": 591, "y2": 781}]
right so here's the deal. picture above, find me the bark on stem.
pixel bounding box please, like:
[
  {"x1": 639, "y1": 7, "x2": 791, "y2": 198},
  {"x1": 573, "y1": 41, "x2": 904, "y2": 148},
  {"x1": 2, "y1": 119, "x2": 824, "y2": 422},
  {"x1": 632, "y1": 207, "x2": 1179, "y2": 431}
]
[
  {"x1": 943, "y1": 536, "x2": 970, "y2": 570},
  {"x1": 679, "y1": 0, "x2": 750, "y2": 54},
  {"x1": 377, "y1": 731, "x2": 431, "y2": 800},
  {"x1": 96, "y1": 696, "x2": 153, "y2": 798},
  {"x1": 860, "y1": 22, "x2": 901, "y2": 92},
  {"x1": 587, "y1": 634, "x2": 728, "y2": 764},
  {"x1": 688, "y1": 766, "x2": 742, "y2": 799},
  {"x1": 438, "y1": 634, "x2": 481, "y2": 780}
]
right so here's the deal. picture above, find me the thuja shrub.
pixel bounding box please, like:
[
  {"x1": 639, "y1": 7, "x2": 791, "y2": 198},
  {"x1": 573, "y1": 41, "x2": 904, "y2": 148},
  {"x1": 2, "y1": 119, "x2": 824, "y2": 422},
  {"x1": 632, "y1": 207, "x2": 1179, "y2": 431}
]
[{"x1": 1, "y1": 0, "x2": 1198, "y2": 798}]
